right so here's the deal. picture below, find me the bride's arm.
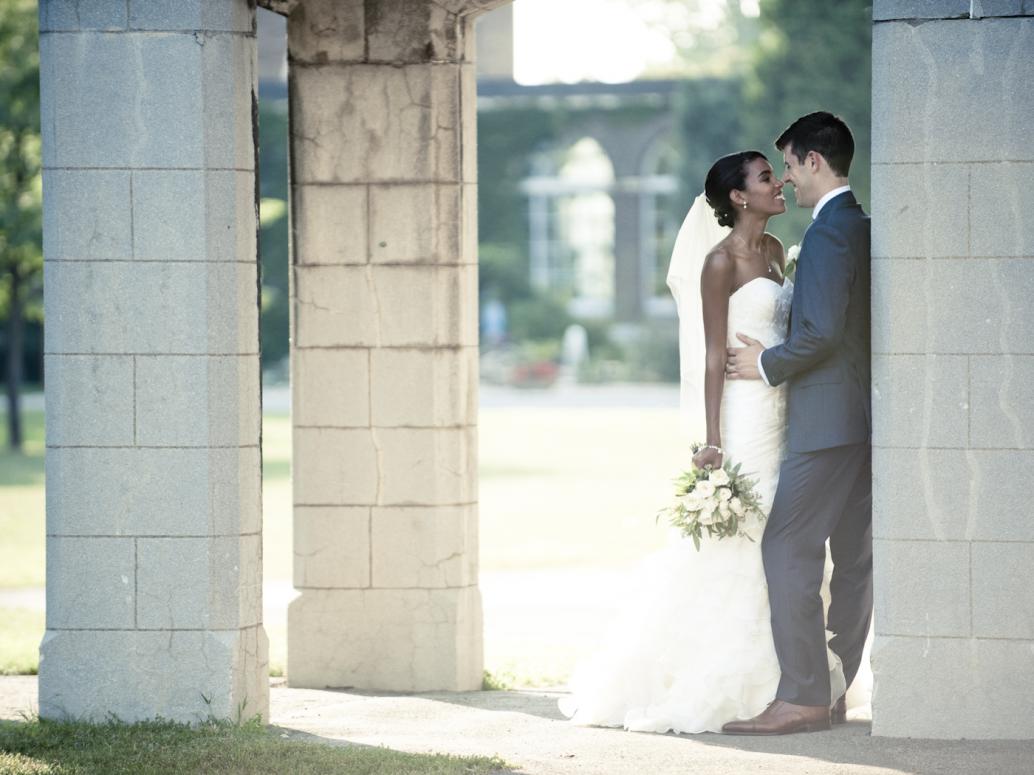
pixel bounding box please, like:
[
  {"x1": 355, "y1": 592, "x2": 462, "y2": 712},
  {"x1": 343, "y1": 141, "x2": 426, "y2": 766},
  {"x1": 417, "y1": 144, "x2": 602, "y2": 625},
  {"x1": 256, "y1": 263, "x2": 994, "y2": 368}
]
[{"x1": 692, "y1": 249, "x2": 734, "y2": 470}]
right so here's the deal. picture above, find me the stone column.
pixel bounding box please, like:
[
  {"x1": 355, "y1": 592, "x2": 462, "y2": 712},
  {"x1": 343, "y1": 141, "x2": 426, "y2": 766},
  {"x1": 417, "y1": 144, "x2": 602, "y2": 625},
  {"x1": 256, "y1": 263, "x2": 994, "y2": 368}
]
[
  {"x1": 285, "y1": 0, "x2": 509, "y2": 691},
  {"x1": 612, "y1": 189, "x2": 643, "y2": 322},
  {"x1": 39, "y1": 0, "x2": 267, "y2": 722},
  {"x1": 871, "y1": 1, "x2": 1034, "y2": 739}
]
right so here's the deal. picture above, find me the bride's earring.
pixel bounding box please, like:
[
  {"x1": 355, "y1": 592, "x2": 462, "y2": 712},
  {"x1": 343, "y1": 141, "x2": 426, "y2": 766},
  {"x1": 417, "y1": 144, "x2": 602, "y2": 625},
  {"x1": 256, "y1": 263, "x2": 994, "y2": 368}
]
[{"x1": 742, "y1": 201, "x2": 748, "y2": 209}]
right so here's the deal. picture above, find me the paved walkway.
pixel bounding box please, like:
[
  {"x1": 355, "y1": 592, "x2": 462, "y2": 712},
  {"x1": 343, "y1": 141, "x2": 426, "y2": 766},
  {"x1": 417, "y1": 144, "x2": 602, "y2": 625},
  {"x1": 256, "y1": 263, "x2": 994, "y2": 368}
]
[{"x1": 1, "y1": 676, "x2": 1031, "y2": 774}]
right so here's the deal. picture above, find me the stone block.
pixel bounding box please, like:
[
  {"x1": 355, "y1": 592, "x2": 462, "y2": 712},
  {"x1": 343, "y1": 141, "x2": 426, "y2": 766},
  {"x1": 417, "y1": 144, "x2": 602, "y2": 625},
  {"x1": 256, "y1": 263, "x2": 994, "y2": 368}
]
[
  {"x1": 371, "y1": 505, "x2": 477, "y2": 588},
  {"x1": 369, "y1": 184, "x2": 472, "y2": 265},
  {"x1": 135, "y1": 355, "x2": 260, "y2": 446},
  {"x1": 366, "y1": 0, "x2": 433, "y2": 62},
  {"x1": 293, "y1": 428, "x2": 379, "y2": 505},
  {"x1": 286, "y1": 0, "x2": 364, "y2": 64},
  {"x1": 872, "y1": 19, "x2": 1034, "y2": 163},
  {"x1": 871, "y1": 258, "x2": 1034, "y2": 355},
  {"x1": 132, "y1": 170, "x2": 256, "y2": 262},
  {"x1": 287, "y1": 586, "x2": 482, "y2": 691},
  {"x1": 290, "y1": 64, "x2": 461, "y2": 184},
  {"x1": 878, "y1": 449, "x2": 1034, "y2": 542},
  {"x1": 873, "y1": 539, "x2": 970, "y2": 637},
  {"x1": 46, "y1": 537, "x2": 135, "y2": 629},
  {"x1": 136, "y1": 535, "x2": 261, "y2": 629},
  {"x1": 873, "y1": 448, "x2": 972, "y2": 541},
  {"x1": 370, "y1": 347, "x2": 477, "y2": 427},
  {"x1": 971, "y1": 0, "x2": 1034, "y2": 18},
  {"x1": 128, "y1": 0, "x2": 254, "y2": 32},
  {"x1": 292, "y1": 348, "x2": 370, "y2": 428},
  {"x1": 969, "y1": 355, "x2": 1034, "y2": 448},
  {"x1": 870, "y1": 164, "x2": 968, "y2": 258},
  {"x1": 872, "y1": 0, "x2": 970, "y2": 20},
  {"x1": 40, "y1": 0, "x2": 128, "y2": 31},
  {"x1": 377, "y1": 427, "x2": 477, "y2": 505},
  {"x1": 872, "y1": 354, "x2": 968, "y2": 448},
  {"x1": 294, "y1": 265, "x2": 477, "y2": 348},
  {"x1": 44, "y1": 260, "x2": 258, "y2": 354},
  {"x1": 44, "y1": 354, "x2": 134, "y2": 446},
  {"x1": 40, "y1": 31, "x2": 253, "y2": 169},
  {"x1": 971, "y1": 542, "x2": 1034, "y2": 638},
  {"x1": 46, "y1": 446, "x2": 261, "y2": 536},
  {"x1": 461, "y1": 66, "x2": 478, "y2": 183},
  {"x1": 871, "y1": 635, "x2": 1034, "y2": 739},
  {"x1": 42, "y1": 169, "x2": 132, "y2": 260},
  {"x1": 39, "y1": 626, "x2": 268, "y2": 723},
  {"x1": 371, "y1": 265, "x2": 478, "y2": 347},
  {"x1": 293, "y1": 506, "x2": 370, "y2": 588},
  {"x1": 292, "y1": 184, "x2": 368, "y2": 265},
  {"x1": 971, "y1": 163, "x2": 1034, "y2": 258},
  {"x1": 293, "y1": 266, "x2": 378, "y2": 348}
]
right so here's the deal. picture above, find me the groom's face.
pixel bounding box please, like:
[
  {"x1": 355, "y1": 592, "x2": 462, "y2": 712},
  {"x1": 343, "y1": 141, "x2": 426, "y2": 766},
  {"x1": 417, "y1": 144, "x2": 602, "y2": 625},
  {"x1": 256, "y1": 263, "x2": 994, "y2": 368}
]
[{"x1": 781, "y1": 144, "x2": 815, "y2": 208}]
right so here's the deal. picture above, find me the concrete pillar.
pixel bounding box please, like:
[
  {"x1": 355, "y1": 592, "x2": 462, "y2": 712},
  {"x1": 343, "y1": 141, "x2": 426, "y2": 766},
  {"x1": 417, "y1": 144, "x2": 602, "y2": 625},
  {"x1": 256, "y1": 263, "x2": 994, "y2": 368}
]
[
  {"x1": 39, "y1": 0, "x2": 267, "y2": 722},
  {"x1": 871, "y1": 1, "x2": 1034, "y2": 739},
  {"x1": 612, "y1": 190, "x2": 643, "y2": 322},
  {"x1": 285, "y1": 0, "x2": 509, "y2": 691}
]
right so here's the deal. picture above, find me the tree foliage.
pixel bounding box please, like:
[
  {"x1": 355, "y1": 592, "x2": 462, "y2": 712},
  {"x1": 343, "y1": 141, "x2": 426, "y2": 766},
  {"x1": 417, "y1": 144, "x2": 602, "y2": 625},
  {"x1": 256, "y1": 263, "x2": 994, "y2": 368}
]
[
  {"x1": 738, "y1": 0, "x2": 872, "y2": 244},
  {"x1": 0, "y1": 0, "x2": 42, "y2": 450}
]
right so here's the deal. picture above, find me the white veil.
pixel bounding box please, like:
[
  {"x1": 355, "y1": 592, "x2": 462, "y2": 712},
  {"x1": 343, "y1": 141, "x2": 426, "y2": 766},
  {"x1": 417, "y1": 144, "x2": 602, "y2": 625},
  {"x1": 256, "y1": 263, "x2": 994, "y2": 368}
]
[{"x1": 666, "y1": 193, "x2": 731, "y2": 440}]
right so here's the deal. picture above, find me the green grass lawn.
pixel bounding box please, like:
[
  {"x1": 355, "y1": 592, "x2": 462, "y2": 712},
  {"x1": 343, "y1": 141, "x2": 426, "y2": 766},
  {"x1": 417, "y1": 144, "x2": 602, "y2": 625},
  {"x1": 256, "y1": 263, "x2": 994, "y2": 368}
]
[
  {"x1": 0, "y1": 717, "x2": 511, "y2": 774},
  {"x1": 0, "y1": 401, "x2": 685, "y2": 680}
]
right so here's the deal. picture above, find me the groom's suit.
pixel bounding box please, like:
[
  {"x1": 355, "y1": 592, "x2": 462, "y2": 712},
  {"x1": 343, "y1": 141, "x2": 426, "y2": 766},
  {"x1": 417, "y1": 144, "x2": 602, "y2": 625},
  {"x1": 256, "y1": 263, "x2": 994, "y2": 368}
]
[{"x1": 759, "y1": 190, "x2": 872, "y2": 707}]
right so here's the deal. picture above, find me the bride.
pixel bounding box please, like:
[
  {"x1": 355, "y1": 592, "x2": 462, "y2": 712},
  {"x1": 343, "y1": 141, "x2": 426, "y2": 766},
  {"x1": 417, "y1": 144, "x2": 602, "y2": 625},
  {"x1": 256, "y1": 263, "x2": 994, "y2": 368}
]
[{"x1": 558, "y1": 151, "x2": 847, "y2": 734}]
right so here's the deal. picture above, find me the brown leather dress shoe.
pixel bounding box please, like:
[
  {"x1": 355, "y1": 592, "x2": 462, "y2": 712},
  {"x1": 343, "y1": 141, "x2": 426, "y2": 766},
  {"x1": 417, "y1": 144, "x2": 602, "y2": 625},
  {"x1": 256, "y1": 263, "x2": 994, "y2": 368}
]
[
  {"x1": 830, "y1": 694, "x2": 847, "y2": 724},
  {"x1": 721, "y1": 700, "x2": 832, "y2": 735}
]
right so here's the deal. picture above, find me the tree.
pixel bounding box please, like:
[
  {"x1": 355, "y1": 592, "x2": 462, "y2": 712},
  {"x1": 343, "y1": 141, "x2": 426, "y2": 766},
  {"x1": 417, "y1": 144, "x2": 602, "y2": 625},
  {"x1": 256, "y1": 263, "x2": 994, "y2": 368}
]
[
  {"x1": 0, "y1": 0, "x2": 42, "y2": 452},
  {"x1": 739, "y1": 0, "x2": 872, "y2": 245}
]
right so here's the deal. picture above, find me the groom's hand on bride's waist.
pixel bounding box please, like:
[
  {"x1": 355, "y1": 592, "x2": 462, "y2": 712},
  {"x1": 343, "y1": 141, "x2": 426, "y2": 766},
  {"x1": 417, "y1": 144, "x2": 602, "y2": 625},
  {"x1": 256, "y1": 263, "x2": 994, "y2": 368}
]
[{"x1": 726, "y1": 334, "x2": 763, "y2": 381}]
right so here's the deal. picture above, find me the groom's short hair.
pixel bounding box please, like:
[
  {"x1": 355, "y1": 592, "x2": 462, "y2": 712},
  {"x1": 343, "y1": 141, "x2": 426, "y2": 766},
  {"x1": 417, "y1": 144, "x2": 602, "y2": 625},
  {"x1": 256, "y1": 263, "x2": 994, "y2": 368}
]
[{"x1": 776, "y1": 112, "x2": 854, "y2": 177}]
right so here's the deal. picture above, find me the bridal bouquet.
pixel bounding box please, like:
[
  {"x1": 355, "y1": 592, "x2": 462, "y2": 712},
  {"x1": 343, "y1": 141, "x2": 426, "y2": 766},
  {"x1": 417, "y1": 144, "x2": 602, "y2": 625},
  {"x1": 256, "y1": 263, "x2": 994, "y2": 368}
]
[{"x1": 658, "y1": 446, "x2": 766, "y2": 550}]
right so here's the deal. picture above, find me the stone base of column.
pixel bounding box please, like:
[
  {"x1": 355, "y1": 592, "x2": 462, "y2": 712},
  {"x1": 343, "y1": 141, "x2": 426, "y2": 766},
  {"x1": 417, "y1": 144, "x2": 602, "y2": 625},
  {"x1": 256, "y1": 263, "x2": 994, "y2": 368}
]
[
  {"x1": 39, "y1": 626, "x2": 269, "y2": 723},
  {"x1": 287, "y1": 587, "x2": 482, "y2": 691}
]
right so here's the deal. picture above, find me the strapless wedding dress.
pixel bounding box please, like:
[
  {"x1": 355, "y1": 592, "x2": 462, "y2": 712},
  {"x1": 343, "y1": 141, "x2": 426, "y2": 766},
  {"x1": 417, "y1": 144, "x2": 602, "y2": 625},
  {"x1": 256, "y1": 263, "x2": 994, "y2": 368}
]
[{"x1": 558, "y1": 278, "x2": 847, "y2": 734}]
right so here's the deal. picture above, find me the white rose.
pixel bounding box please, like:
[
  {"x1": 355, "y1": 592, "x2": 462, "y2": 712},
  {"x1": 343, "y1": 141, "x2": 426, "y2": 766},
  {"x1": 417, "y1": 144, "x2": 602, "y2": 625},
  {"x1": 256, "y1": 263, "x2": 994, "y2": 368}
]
[
  {"x1": 787, "y1": 244, "x2": 801, "y2": 262},
  {"x1": 695, "y1": 480, "x2": 716, "y2": 499},
  {"x1": 719, "y1": 500, "x2": 731, "y2": 518},
  {"x1": 730, "y1": 497, "x2": 745, "y2": 517},
  {"x1": 709, "y1": 468, "x2": 730, "y2": 487},
  {"x1": 680, "y1": 493, "x2": 702, "y2": 512},
  {"x1": 698, "y1": 508, "x2": 716, "y2": 526},
  {"x1": 717, "y1": 487, "x2": 732, "y2": 502}
]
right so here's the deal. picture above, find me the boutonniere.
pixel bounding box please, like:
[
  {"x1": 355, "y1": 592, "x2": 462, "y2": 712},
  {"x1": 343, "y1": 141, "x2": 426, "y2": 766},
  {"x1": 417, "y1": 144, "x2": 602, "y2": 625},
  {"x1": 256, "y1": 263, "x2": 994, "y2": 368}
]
[{"x1": 784, "y1": 244, "x2": 800, "y2": 281}]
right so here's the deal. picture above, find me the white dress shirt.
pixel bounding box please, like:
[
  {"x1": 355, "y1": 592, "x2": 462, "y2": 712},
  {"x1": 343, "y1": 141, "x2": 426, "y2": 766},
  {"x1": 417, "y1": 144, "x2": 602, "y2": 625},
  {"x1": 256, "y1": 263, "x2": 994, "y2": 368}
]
[{"x1": 756, "y1": 186, "x2": 853, "y2": 386}]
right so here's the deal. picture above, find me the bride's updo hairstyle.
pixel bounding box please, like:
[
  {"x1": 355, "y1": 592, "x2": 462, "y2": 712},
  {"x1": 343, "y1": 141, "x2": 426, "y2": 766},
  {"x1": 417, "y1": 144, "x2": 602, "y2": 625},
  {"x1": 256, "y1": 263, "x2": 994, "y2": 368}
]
[{"x1": 704, "y1": 150, "x2": 768, "y2": 228}]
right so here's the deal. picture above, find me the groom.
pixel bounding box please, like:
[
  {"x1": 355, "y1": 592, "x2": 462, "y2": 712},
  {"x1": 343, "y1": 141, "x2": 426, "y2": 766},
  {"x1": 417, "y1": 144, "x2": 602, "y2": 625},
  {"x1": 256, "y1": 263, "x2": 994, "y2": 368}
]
[{"x1": 723, "y1": 112, "x2": 872, "y2": 735}]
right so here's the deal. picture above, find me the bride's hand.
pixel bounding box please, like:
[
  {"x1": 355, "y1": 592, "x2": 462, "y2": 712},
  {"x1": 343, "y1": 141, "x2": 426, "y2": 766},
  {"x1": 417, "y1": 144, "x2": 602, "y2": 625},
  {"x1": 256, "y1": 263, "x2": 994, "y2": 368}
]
[{"x1": 693, "y1": 446, "x2": 723, "y2": 471}]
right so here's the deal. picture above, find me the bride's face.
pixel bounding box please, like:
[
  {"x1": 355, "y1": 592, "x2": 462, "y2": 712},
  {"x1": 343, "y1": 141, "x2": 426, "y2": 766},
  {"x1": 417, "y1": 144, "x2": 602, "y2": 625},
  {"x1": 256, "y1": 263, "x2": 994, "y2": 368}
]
[{"x1": 738, "y1": 158, "x2": 786, "y2": 217}]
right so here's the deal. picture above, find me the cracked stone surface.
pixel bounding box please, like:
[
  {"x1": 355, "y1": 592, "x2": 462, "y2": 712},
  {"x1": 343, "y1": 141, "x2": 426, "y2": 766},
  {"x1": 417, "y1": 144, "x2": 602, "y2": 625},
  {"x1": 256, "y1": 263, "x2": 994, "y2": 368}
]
[
  {"x1": 39, "y1": 0, "x2": 267, "y2": 724},
  {"x1": 288, "y1": 0, "x2": 483, "y2": 691}
]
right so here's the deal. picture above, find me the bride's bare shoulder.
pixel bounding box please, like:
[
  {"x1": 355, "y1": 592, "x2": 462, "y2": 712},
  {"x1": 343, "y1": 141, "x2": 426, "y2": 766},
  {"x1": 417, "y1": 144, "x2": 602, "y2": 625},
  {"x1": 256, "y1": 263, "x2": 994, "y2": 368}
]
[{"x1": 701, "y1": 244, "x2": 735, "y2": 285}]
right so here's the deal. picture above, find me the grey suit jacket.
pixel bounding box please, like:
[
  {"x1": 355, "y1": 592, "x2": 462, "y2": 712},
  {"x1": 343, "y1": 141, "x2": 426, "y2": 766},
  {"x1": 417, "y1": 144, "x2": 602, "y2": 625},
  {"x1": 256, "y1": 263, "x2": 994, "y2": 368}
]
[{"x1": 760, "y1": 191, "x2": 871, "y2": 454}]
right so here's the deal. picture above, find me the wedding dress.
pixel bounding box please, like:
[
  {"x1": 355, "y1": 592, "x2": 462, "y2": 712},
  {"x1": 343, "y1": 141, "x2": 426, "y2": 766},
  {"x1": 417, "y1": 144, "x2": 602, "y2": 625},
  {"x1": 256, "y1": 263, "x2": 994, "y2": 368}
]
[{"x1": 558, "y1": 196, "x2": 847, "y2": 734}]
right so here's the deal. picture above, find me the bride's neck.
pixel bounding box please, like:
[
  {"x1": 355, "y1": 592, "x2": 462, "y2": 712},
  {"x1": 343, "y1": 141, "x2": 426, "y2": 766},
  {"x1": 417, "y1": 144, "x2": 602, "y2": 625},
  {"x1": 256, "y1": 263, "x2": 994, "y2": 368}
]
[{"x1": 730, "y1": 215, "x2": 768, "y2": 252}]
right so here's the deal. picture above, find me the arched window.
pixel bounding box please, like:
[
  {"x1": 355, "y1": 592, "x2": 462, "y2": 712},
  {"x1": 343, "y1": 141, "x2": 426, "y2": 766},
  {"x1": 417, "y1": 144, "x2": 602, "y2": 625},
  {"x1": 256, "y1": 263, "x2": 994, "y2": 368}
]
[{"x1": 523, "y1": 137, "x2": 616, "y2": 318}]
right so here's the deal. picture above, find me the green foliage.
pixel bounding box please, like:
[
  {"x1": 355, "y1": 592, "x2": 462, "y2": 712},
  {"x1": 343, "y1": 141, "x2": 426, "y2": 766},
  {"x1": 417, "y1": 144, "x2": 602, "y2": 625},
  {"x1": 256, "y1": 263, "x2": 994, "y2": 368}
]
[
  {"x1": 0, "y1": 0, "x2": 43, "y2": 409},
  {"x1": 0, "y1": 717, "x2": 513, "y2": 775},
  {"x1": 506, "y1": 296, "x2": 572, "y2": 344},
  {"x1": 739, "y1": 0, "x2": 873, "y2": 244}
]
